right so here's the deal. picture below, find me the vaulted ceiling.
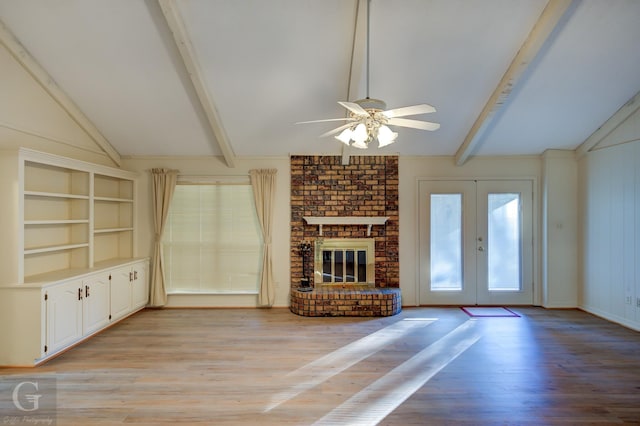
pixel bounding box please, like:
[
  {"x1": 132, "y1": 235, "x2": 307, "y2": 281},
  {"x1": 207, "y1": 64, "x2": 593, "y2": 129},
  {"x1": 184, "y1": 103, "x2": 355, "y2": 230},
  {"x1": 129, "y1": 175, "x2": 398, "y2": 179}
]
[{"x1": 1, "y1": 0, "x2": 639, "y2": 167}]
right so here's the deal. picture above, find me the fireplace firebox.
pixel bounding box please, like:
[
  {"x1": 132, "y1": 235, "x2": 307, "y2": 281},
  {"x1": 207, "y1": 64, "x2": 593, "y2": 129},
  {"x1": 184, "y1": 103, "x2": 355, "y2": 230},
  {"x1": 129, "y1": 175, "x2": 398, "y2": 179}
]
[{"x1": 314, "y1": 238, "x2": 375, "y2": 287}]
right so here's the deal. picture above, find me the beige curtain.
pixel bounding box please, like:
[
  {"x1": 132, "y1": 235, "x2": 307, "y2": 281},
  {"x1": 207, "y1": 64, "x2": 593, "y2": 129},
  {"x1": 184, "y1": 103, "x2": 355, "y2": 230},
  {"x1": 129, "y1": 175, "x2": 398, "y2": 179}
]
[
  {"x1": 149, "y1": 168, "x2": 178, "y2": 307},
  {"x1": 249, "y1": 169, "x2": 277, "y2": 307}
]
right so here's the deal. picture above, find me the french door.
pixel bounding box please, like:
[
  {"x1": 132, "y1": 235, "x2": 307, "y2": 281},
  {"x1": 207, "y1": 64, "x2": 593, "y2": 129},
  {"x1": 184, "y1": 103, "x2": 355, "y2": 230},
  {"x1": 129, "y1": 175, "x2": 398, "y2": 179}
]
[{"x1": 418, "y1": 180, "x2": 533, "y2": 305}]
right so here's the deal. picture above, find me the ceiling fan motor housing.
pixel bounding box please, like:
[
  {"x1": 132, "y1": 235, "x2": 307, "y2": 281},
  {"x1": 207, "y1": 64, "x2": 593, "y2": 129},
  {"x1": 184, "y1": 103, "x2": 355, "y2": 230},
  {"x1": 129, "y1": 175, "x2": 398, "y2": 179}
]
[{"x1": 354, "y1": 98, "x2": 387, "y2": 112}]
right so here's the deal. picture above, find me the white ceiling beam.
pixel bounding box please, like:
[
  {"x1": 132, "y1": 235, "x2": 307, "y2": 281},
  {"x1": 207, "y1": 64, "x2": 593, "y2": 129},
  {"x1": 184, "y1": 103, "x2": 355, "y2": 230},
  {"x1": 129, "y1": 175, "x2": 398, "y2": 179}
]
[
  {"x1": 341, "y1": 0, "x2": 367, "y2": 166},
  {"x1": 575, "y1": 90, "x2": 640, "y2": 157},
  {"x1": 454, "y1": 0, "x2": 575, "y2": 166},
  {"x1": 0, "y1": 19, "x2": 122, "y2": 166},
  {"x1": 158, "y1": 0, "x2": 235, "y2": 168}
]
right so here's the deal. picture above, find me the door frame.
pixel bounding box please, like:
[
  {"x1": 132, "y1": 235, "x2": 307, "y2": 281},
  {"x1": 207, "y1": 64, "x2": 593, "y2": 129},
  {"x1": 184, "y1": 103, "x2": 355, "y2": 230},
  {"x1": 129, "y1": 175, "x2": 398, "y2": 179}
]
[{"x1": 415, "y1": 177, "x2": 539, "y2": 306}]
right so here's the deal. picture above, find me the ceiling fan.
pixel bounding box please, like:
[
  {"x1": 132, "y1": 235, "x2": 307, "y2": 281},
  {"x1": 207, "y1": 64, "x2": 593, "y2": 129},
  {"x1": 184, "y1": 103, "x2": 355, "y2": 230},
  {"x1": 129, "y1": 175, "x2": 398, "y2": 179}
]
[{"x1": 297, "y1": 0, "x2": 439, "y2": 149}]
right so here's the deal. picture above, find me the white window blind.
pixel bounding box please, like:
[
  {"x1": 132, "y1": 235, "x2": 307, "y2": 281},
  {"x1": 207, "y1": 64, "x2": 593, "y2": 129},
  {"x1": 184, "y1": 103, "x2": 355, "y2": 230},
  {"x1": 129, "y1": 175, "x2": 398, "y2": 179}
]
[{"x1": 162, "y1": 183, "x2": 262, "y2": 294}]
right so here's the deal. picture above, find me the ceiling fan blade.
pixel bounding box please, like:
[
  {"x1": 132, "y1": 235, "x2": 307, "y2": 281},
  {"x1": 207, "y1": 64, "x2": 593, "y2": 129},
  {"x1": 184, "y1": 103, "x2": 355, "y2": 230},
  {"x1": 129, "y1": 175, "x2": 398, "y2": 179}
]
[
  {"x1": 387, "y1": 117, "x2": 440, "y2": 131},
  {"x1": 338, "y1": 101, "x2": 369, "y2": 116},
  {"x1": 319, "y1": 123, "x2": 354, "y2": 138},
  {"x1": 296, "y1": 118, "x2": 355, "y2": 124},
  {"x1": 382, "y1": 104, "x2": 436, "y2": 118}
]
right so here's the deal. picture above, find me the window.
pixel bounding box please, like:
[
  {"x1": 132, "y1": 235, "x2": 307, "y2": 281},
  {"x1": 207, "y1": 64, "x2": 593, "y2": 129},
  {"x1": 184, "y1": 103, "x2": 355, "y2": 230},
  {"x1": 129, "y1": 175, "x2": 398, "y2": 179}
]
[{"x1": 162, "y1": 182, "x2": 262, "y2": 294}]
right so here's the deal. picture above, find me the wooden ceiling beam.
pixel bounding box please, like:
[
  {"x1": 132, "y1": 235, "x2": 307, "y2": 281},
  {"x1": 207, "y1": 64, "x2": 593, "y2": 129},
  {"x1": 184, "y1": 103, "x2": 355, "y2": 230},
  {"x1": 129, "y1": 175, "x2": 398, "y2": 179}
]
[
  {"x1": 0, "y1": 19, "x2": 122, "y2": 166},
  {"x1": 454, "y1": 0, "x2": 575, "y2": 166},
  {"x1": 158, "y1": 0, "x2": 235, "y2": 168},
  {"x1": 576, "y1": 90, "x2": 640, "y2": 156}
]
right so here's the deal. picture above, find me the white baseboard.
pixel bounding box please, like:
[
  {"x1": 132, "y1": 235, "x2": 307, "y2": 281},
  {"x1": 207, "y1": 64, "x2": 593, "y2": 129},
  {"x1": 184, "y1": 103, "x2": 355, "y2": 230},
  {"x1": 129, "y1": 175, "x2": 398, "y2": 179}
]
[{"x1": 579, "y1": 305, "x2": 640, "y2": 332}]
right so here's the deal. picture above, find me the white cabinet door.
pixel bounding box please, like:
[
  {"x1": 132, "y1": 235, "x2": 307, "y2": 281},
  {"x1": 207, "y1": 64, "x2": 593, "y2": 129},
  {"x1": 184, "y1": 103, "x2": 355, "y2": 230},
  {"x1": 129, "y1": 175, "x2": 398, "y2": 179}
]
[
  {"x1": 131, "y1": 261, "x2": 149, "y2": 310},
  {"x1": 46, "y1": 280, "x2": 83, "y2": 354},
  {"x1": 111, "y1": 265, "x2": 133, "y2": 321},
  {"x1": 82, "y1": 273, "x2": 111, "y2": 335},
  {"x1": 110, "y1": 260, "x2": 148, "y2": 321},
  {"x1": 1, "y1": 259, "x2": 149, "y2": 366}
]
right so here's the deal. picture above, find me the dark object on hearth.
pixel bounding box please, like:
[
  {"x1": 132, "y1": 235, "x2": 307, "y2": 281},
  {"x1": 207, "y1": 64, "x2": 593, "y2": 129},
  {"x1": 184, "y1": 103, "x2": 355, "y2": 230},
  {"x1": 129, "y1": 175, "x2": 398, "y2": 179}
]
[
  {"x1": 298, "y1": 242, "x2": 313, "y2": 291},
  {"x1": 299, "y1": 277, "x2": 312, "y2": 291}
]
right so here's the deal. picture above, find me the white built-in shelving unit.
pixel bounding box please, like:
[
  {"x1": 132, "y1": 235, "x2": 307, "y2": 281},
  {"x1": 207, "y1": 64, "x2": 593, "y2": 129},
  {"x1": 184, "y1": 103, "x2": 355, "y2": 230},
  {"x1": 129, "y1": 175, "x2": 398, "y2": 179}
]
[
  {"x1": 93, "y1": 173, "x2": 135, "y2": 267},
  {"x1": 0, "y1": 148, "x2": 148, "y2": 366}
]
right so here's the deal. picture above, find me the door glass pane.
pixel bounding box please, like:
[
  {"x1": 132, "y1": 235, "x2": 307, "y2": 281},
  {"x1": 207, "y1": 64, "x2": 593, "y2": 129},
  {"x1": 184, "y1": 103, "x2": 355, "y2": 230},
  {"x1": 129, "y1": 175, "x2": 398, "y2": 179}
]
[
  {"x1": 430, "y1": 194, "x2": 462, "y2": 291},
  {"x1": 487, "y1": 193, "x2": 521, "y2": 291}
]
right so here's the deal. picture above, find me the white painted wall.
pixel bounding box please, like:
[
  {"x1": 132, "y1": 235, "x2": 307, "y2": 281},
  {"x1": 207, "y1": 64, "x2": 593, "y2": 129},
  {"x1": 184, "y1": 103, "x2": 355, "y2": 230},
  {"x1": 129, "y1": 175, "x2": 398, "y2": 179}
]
[
  {"x1": 0, "y1": 43, "x2": 112, "y2": 166},
  {"x1": 121, "y1": 156, "x2": 291, "y2": 308},
  {"x1": 541, "y1": 150, "x2": 578, "y2": 307},
  {"x1": 398, "y1": 155, "x2": 543, "y2": 306},
  {"x1": 579, "y1": 114, "x2": 640, "y2": 330}
]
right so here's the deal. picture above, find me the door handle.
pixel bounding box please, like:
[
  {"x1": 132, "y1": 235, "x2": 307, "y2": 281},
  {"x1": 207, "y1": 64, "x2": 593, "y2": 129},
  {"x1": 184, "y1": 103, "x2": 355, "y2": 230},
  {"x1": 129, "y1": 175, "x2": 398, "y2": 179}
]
[
  {"x1": 478, "y1": 246, "x2": 485, "y2": 252},
  {"x1": 85, "y1": 285, "x2": 90, "y2": 298}
]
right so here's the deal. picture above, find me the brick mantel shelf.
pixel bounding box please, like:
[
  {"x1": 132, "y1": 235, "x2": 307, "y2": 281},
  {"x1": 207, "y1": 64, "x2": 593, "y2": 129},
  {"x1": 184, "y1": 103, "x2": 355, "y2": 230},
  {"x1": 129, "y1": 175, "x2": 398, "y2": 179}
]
[{"x1": 303, "y1": 216, "x2": 389, "y2": 236}]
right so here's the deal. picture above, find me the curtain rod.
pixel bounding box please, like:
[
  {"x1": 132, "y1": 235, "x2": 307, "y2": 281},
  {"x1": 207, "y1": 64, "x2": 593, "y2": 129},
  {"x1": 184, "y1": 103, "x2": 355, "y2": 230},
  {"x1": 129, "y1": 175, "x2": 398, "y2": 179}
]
[{"x1": 177, "y1": 174, "x2": 250, "y2": 184}]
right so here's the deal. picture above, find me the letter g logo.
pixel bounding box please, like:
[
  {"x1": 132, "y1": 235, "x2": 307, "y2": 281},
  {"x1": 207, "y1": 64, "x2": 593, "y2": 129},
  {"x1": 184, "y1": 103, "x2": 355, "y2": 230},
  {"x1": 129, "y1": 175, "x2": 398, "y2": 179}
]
[{"x1": 12, "y1": 381, "x2": 42, "y2": 412}]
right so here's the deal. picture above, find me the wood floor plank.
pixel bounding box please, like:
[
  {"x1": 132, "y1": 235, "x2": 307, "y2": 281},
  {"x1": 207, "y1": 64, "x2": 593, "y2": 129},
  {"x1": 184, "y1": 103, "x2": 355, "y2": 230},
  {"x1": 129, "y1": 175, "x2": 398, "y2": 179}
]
[{"x1": 1, "y1": 307, "x2": 639, "y2": 425}]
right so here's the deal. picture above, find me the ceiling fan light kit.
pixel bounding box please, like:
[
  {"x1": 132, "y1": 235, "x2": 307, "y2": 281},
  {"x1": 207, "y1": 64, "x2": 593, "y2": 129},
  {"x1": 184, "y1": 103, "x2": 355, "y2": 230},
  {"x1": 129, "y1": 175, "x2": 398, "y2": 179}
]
[
  {"x1": 334, "y1": 98, "x2": 398, "y2": 149},
  {"x1": 297, "y1": 0, "x2": 439, "y2": 150}
]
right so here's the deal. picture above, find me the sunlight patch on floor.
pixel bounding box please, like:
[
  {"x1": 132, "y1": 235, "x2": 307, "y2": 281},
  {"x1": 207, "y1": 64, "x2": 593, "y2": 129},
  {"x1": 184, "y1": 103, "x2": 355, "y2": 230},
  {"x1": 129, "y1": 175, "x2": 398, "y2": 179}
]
[
  {"x1": 313, "y1": 320, "x2": 481, "y2": 426},
  {"x1": 264, "y1": 318, "x2": 437, "y2": 412}
]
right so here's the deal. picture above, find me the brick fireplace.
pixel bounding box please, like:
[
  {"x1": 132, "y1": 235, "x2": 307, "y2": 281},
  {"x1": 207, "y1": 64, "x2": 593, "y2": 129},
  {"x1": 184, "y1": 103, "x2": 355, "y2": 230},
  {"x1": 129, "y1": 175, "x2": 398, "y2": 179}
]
[{"x1": 290, "y1": 155, "x2": 401, "y2": 316}]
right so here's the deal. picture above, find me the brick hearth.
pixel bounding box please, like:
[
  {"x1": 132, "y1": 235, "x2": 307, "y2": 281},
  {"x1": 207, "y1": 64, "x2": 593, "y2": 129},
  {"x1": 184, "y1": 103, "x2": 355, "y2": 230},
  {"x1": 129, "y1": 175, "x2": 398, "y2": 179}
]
[{"x1": 290, "y1": 287, "x2": 401, "y2": 317}]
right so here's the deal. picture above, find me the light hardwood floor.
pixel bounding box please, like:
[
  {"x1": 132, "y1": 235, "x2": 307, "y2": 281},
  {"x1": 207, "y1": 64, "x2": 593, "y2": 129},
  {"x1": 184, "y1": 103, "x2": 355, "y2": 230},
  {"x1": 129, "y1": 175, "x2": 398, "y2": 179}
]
[{"x1": 1, "y1": 307, "x2": 639, "y2": 425}]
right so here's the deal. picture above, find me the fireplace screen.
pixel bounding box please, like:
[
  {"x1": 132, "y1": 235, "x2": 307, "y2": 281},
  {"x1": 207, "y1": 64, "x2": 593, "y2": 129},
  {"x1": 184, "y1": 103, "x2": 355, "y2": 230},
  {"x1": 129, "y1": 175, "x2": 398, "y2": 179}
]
[{"x1": 314, "y1": 238, "x2": 375, "y2": 286}]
